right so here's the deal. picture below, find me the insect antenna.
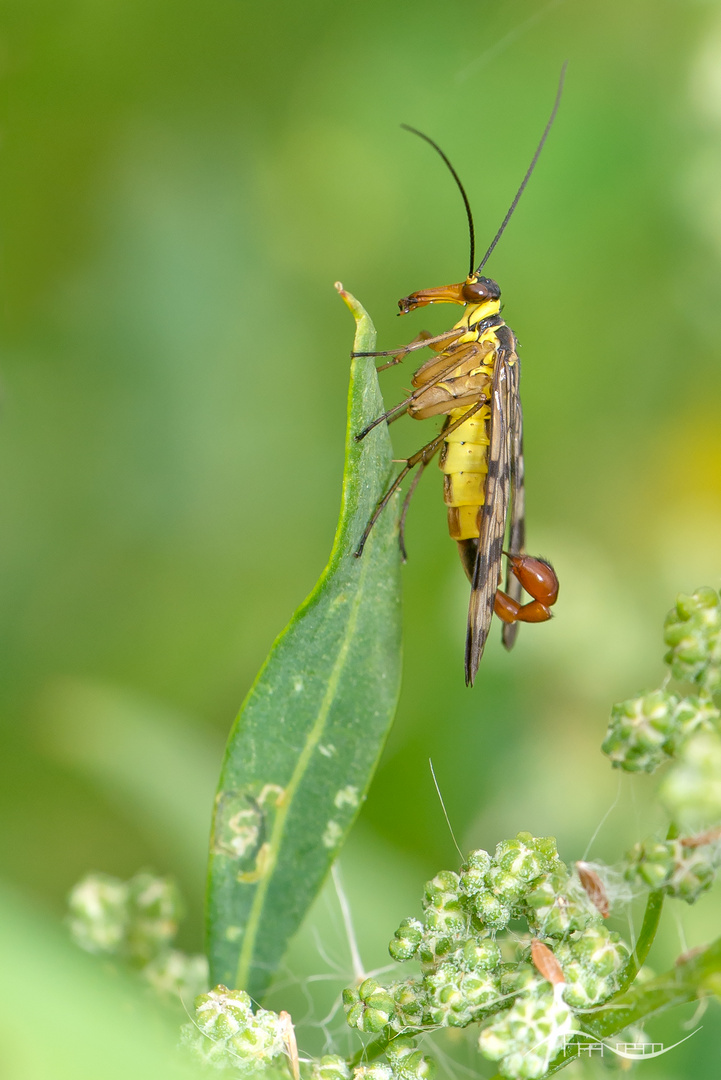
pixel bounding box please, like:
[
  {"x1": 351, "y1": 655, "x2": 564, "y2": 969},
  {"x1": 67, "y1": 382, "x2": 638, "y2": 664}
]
[
  {"x1": 476, "y1": 61, "x2": 567, "y2": 275},
  {"x1": 401, "y1": 123, "x2": 476, "y2": 276}
]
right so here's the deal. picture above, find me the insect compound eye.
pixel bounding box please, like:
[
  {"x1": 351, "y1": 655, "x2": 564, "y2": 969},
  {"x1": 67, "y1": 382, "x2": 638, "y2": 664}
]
[
  {"x1": 461, "y1": 277, "x2": 500, "y2": 303},
  {"x1": 461, "y1": 281, "x2": 489, "y2": 302}
]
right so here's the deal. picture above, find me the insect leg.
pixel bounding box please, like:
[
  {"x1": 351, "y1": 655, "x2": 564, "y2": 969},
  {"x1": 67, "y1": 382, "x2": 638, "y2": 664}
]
[
  {"x1": 398, "y1": 444, "x2": 442, "y2": 561},
  {"x1": 355, "y1": 401, "x2": 486, "y2": 558},
  {"x1": 352, "y1": 326, "x2": 465, "y2": 366},
  {"x1": 354, "y1": 462, "x2": 416, "y2": 558},
  {"x1": 356, "y1": 343, "x2": 486, "y2": 442},
  {"x1": 355, "y1": 401, "x2": 411, "y2": 443}
]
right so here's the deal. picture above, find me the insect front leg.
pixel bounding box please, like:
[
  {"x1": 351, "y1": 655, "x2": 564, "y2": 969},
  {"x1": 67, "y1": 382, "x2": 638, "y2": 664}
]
[
  {"x1": 355, "y1": 342, "x2": 489, "y2": 442},
  {"x1": 351, "y1": 326, "x2": 465, "y2": 365}
]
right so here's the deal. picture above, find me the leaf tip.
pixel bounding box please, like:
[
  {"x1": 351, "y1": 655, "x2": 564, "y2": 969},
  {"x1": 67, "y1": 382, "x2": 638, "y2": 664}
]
[{"x1": 335, "y1": 281, "x2": 369, "y2": 330}]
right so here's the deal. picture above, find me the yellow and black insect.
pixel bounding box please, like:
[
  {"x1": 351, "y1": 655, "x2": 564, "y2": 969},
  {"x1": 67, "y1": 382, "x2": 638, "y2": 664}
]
[{"x1": 354, "y1": 67, "x2": 566, "y2": 686}]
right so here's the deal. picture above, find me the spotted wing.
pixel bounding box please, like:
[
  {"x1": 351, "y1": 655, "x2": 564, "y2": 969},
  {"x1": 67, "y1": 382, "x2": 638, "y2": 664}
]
[
  {"x1": 464, "y1": 337, "x2": 513, "y2": 686},
  {"x1": 501, "y1": 349, "x2": 525, "y2": 651}
]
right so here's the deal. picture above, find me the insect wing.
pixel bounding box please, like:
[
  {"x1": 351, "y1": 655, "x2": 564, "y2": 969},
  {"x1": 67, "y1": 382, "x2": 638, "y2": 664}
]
[
  {"x1": 501, "y1": 352, "x2": 525, "y2": 651},
  {"x1": 464, "y1": 347, "x2": 512, "y2": 685}
]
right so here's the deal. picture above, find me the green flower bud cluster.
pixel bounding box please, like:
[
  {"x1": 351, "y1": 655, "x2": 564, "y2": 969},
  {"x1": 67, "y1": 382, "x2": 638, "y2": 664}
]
[
  {"x1": 625, "y1": 835, "x2": 720, "y2": 903},
  {"x1": 182, "y1": 985, "x2": 285, "y2": 1073},
  {"x1": 602, "y1": 691, "x2": 720, "y2": 774},
  {"x1": 143, "y1": 949, "x2": 210, "y2": 1002},
  {"x1": 479, "y1": 989, "x2": 576, "y2": 1080},
  {"x1": 343, "y1": 831, "x2": 629, "y2": 1080},
  {"x1": 352, "y1": 1068, "x2": 393, "y2": 1080},
  {"x1": 602, "y1": 588, "x2": 721, "y2": 775},
  {"x1": 664, "y1": 587, "x2": 721, "y2": 692},
  {"x1": 68, "y1": 871, "x2": 208, "y2": 1000},
  {"x1": 125, "y1": 871, "x2": 185, "y2": 964},
  {"x1": 68, "y1": 872, "x2": 130, "y2": 955},
  {"x1": 68, "y1": 870, "x2": 181, "y2": 963},
  {"x1": 384, "y1": 1037, "x2": 435, "y2": 1080},
  {"x1": 553, "y1": 925, "x2": 629, "y2": 1007},
  {"x1": 311, "y1": 1041, "x2": 434, "y2": 1080},
  {"x1": 475, "y1": 925, "x2": 627, "y2": 1076},
  {"x1": 311, "y1": 1056, "x2": 352, "y2": 1080},
  {"x1": 344, "y1": 978, "x2": 398, "y2": 1033}
]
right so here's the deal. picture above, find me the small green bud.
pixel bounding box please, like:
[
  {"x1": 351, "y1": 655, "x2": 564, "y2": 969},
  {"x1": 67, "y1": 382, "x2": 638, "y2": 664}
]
[
  {"x1": 459, "y1": 866, "x2": 487, "y2": 897},
  {"x1": 669, "y1": 851, "x2": 716, "y2": 903},
  {"x1": 353, "y1": 1066, "x2": 393, "y2": 1080},
  {"x1": 466, "y1": 849, "x2": 492, "y2": 872},
  {"x1": 344, "y1": 979, "x2": 396, "y2": 1032},
  {"x1": 67, "y1": 873, "x2": 129, "y2": 955},
  {"x1": 142, "y1": 948, "x2": 208, "y2": 1001},
  {"x1": 462, "y1": 938, "x2": 501, "y2": 971},
  {"x1": 488, "y1": 867, "x2": 525, "y2": 905},
  {"x1": 665, "y1": 696, "x2": 721, "y2": 755},
  {"x1": 460, "y1": 850, "x2": 492, "y2": 897},
  {"x1": 226, "y1": 1006, "x2": 284, "y2": 1062},
  {"x1": 625, "y1": 837, "x2": 718, "y2": 903},
  {"x1": 555, "y1": 926, "x2": 629, "y2": 1007},
  {"x1": 359, "y1": 977, "x2": 380, "y2": 999},
  {"x1": 423, "y1": 872, "x2": 460, "y2": 910},
  {"x1": 344, "y1": 1001, "x2": 364, "y2": 1029},
  {"x1": 184, "y1": 994, "x2": 285, "y2": 1069},
  {"x1": 531, "y1": 836, "x2": 561, "y2": 863},
  {"x1": 602, "y1": 690, "x2": 679, "y2": 773},
  {"x1": 572, "y1": 925, "x2": 629, "y2": 976},
  {"x1": 664, "y1": 587, "x2": 721, "y2": 692},
  {"x1": 389, "y1": 980, "x2": 424, "y2": 1028},
  {"x1": 423, "y1": 906, "x2": 467, "y2": 936},
  {"x1": 194, "y1": 984, "x2": 252, "y2": 1039},
  {"x1": 389, "y1": 917, "x2": 423, "y2": 961},
  {"x1": 126, "y1": 872, "x2": 183, "y2": 964},
  {"x1": 523, "y1": 865, "x2": 598, "y2": 939},
  {"x1": 472, "y1": 891, "x2": 511, "y2": 930},
  {"x1": 625, "y1": 839, "x2": 676, "y2": 888},
  {"x1": 312, "y1": 1055, "x2": 351, "y2": 1080},
  {"x1": 363, "y1": 1008, "x2": 394, "y2": 1032},
  {"x1": 424, "y1": 966, "x2": 472, "y2": 1027},
  {"x1": 460, "y1": 970, "x2": 503, "y2": 1012},
  {"x1": 493, "y1": 834, "x2": 548, "y2": 882},
  {"x1": 433, "y1": 870, "x2": 461, "y2": 893},
  {"x1": 386, "y1": 1037, "x2": 436, "y2": 1080},
  {"x1": 418, "y1": 930, "x2": 456, "y2": 965}
]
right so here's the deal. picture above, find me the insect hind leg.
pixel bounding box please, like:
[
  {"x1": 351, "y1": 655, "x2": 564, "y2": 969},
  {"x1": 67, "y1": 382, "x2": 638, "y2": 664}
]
[
  {"x1": 398, "y1": 448, "x2": 442, "y2": 561},
  {"x1": 355, "y1": 401, "x2": 485, "y2": 558},
  {"x1": 354, "y1": 461, "x2": 414, "y2": 558}
]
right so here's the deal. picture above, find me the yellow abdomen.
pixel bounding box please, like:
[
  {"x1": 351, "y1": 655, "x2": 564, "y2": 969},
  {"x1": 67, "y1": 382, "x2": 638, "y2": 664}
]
[{"x1": 440, "y1": 404, "x2": 491, "y2": 540}]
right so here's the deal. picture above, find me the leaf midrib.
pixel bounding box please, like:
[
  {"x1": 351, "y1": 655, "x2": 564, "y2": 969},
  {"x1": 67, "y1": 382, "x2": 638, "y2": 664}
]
[{"x1": 234, "y1": 548, "x2": 372, "y2": 991}]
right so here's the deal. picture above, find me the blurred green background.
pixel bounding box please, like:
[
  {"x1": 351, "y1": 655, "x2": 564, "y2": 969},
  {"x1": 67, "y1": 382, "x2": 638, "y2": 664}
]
[{"x1": 2, "y1": 0, "x2": 721, "y2": 1074}]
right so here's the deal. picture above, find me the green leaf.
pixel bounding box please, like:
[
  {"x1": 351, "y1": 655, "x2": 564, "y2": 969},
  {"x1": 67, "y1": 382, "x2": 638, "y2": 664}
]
[{"x1": 206, "y1": 285, "x2": 403, "y2": 999}]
